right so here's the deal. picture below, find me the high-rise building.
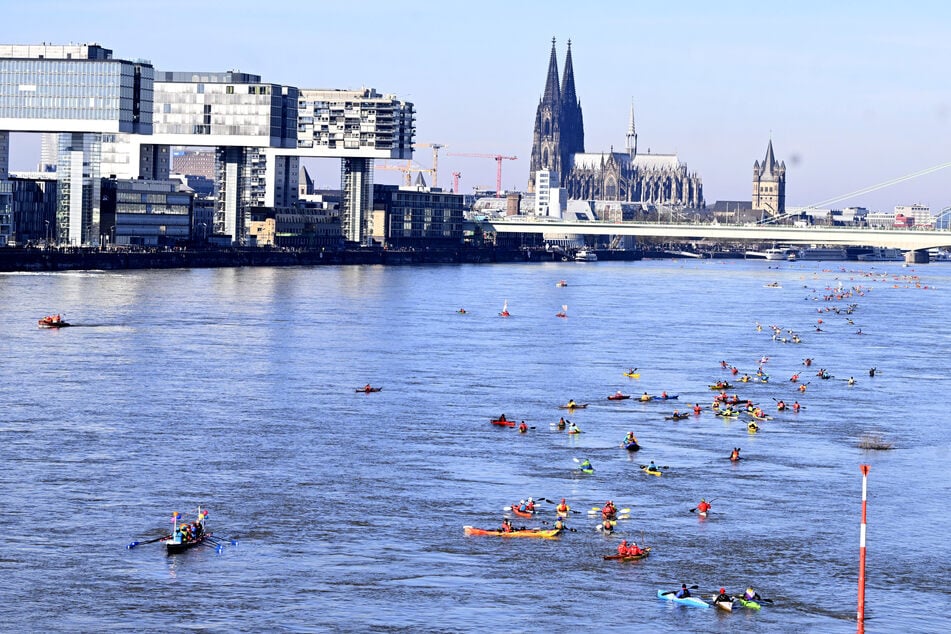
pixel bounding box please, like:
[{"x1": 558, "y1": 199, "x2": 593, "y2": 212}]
[
  {"x1": 528, "y1": 39, "x2": 703, "y2": 209},
  {"x1": 0, "y1": 43, "x2": 154, "y2": 244}
]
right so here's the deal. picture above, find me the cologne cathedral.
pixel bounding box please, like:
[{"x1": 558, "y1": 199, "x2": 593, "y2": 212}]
[{"x1": 528, "y1": 39, "x2": 704, "y2": 208}]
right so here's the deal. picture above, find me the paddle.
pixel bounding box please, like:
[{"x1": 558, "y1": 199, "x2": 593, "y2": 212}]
[
  {"x1": 660, "y1": 584, "x2": 699, "y2": 596},
  {"x1": 639, "y1": 464, "x2": 668, "y2": 470},
  {"x1": 127, "y1": 534, "x2": 171, "y2": 549},
  {"x1": 540, "y1": 520, "x2": 577, "y2": 532}
]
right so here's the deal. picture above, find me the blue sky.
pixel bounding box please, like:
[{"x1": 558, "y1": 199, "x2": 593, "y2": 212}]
[{"x1": 8, "y1": 1, "x2": 951, "y2": 211}]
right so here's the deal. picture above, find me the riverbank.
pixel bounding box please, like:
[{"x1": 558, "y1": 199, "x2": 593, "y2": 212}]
[{"x1": 0, "y1": 246, "x2": 648, "y2": 272}]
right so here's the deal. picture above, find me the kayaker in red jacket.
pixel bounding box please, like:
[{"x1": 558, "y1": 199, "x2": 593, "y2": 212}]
[
  {"x1": 697, "y1": 499, "x2": 711, "y2": 514},
  {"x1": 501, "y1": 518, "x2": 513, "y2": 533},
  {"x1": 626, "y1": 542, "x2": 643, "y2": 556},
  {"x1": 730, "y1": 448, "x2": 741, "y2": 462}
]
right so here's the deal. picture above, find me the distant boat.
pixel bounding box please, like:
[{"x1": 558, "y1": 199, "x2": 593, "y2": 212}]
[
  {"x1": 857, "y1": 247, "x2": 904, "y2": 262},
  {"x1": 499, "y1": 300, "x2": 510, "y2": 317},
  {"x1": 556, "y1": 304, "x2": 567, "y2": 318},
  {"x1": 574, "y1": 249, "x2": 598, "y2": 262},
  {"x1": 799, "y1": 247, "x2": 847, "y2": 261}
]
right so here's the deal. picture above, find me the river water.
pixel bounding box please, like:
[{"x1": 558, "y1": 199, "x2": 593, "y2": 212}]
[{"x1": 1, "y1": 259, "x2": 948, "y2": 633}]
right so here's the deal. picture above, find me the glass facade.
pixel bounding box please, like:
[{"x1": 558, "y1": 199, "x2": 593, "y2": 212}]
[
  {"x1": 297, "y1": 89, "x2": 414, "y2": 155},
  {"x1": 0, "y1": 58, "x2": 152, "y2": 133}
]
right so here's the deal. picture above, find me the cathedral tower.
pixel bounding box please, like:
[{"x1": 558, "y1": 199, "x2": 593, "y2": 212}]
[
  {"x1": 752, "y1": 139, "x2": 786, "y2": 217},
  {"x1": 528, "y1": 38, "x2": 585, "y2": 193}
]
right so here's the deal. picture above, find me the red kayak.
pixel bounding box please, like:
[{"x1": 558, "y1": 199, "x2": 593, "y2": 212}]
[
  {"x1": 510, "y1": 505, "x2": 534, "y2": 518},
  {"x1": 608, "y1": 394, "x2": 631, "y2": 401},
  {"x1": 491, "y1": 419, "x2": 516, "y2": 427}
]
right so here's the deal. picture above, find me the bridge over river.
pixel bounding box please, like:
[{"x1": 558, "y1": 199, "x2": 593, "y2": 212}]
[{"x1": 484, "y1": 217, "x2": 951, "y2": 262}]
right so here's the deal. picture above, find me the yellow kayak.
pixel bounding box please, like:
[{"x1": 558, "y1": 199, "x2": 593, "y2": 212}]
[
  {"x1": 641, "y1": 466, "x2": 663, "y2": 477},
  {"x1": 623, "y1": 372, "x2": 640, "y2": 378}
]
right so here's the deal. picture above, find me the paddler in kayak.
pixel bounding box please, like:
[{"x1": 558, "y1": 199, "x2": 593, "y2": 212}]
[
  {"x1": 640, "y1": 392, "x2": 651, "y2": 402},
  {"x1": 743, "y1": 586, "x2": 761, "y2": 601},
  {"x1": 518, "y1": 421, "x2": 528, "y2": 433},
  {"x1": 646, "y1": 460, "x2": 660, "y2": 474},
  {"x1": 501, "y1": 518, "x2": 514, "y2": 533},
  {"x1": 793, "y1": 401, "x2": 801, "y2": 412},
  {"x1": 556, "y1": 417, "x2": 567, "y2": 430},
  {"x1": 598, "y1": 518, "x2": 614, "y2": 533},
  {"x1": 693, "y1": 403, "x2": 702, "y2": 415},
  {"x1": 624, "y1": 431, "x2": 637, "y2": 445},
  {"x1": 697, "y1": 498, "x2": 711, "y2": 514},
  {"x1": 568, "y1": 421, "x2": 582, "y2": 434},
  {"x1": 556, "y1": 498, "x2": 571, "y2": 516},
  {"x1": 730, "y1": 448, "x2": 741, "y2": 462},
  {"x1": 714, "y1": 588, "x2": 732, "y2": 607},
  {"x1": 601, "y1": 500, "x2": 617, "y2": 520},
  {"x1": 675, "y1": 584, "x2": 691, "y2": 598},
  {"x1": 579, "y1": 458, "x2": 593, "y2": 472}
]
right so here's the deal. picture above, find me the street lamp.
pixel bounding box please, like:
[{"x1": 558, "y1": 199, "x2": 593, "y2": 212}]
[
  {"x1": 199, "y1": 222, "x2": 207, "y2": 243},
  {"x1": 110, "y1": 225, "x2": 116, "y2": 248},
  {"x1": 44, "y1": 220, "x2": 50, "y2": 245}
]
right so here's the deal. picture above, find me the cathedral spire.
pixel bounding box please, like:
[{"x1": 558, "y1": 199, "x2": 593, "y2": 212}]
[
  {"x1": 626, "y1": 98, "x2": 637, "y2": 157},
  {"x1": 561, "y1": 39, "x2": 577, "y2": 107},
  {"x1": 543, "y1": 36, "x2": 561, "y2": 104}
]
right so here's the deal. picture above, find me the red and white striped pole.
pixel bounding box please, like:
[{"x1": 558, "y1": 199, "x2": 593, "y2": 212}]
[{"x1": 857, "y1": 464, "x2": 870, "y2": 632}]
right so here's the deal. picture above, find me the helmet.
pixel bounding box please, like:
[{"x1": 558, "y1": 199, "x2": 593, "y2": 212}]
[
  {"x1": 528, "y1": 497, "x2": 533, "y2": 502},
  {"x1": 720, "y1": 587, "x2": 726, "y2": 594},
  {"x1": 520, "y1": 500, "x2": 525, "y2": 505},
  {"x1": 701, "y1": 498, "x2": 706, "y2": 502}
]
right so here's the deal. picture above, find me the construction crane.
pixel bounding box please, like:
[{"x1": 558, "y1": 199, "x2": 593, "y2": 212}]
[
  {"x1": 451, "y1": 171, "x2": 462, "y2": 194},
  {"x1": 413, "y1": 143, "x2": 445, "y2": 189},
  {"x1": 446, "y1": 152, "x2": 517, "y2": 197},
  {"x1": 374, "y1": 160, "x2": 432, "y2": 187}
]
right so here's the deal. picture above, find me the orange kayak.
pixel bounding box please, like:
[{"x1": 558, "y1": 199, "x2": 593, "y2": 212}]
[{"x1": 463, "y1": 526, "x2": 561, "y2": 538}]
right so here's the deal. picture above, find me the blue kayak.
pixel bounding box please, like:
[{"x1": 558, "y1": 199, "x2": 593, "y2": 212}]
[{"x1": 657, "y1": 589, "x2": 710, "y2": 608}]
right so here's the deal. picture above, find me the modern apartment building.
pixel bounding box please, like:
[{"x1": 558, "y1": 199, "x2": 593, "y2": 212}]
[
  {"x1": 0, "y1": 43, "x2": 154, "y2": 245},
  {"x1": 0, "y1": 43, "x2": 415, "y2": 247}
]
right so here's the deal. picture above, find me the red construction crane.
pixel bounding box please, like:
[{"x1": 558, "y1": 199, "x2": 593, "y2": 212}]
[
  {"x1": 446, "y1": 152, "x2": 517, "y2": 197},
  {"x1": 451, "y1": 171, "x2": 462, "y2": 194}
]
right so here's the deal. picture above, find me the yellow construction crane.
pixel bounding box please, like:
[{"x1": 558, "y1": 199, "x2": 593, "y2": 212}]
[{"x1": 413, "y1": 143, "x2": 445, "y2": 188}]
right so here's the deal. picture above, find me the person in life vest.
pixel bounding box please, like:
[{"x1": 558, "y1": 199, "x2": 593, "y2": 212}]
[
  {"x1": 848, "y1": 377, "x2": 856, "y2": 385},
  {"x1": 793, "y1": 401, "x2": 801, "y2": 412},
  {"x1": 566, "y1": 399, "x2": 576, "y2": 408},
  {"x1": 697, "y1": 499, "x2": 712, "y2": 514},
  {"x1": 647, "y1": 460, "x2": 659, "y2": 472},
  {"x1": 661, "y1": 391, "x2": 669, "y2": 399},
  {"x1": 675, "y1": 584, "x2": 691, "y2": 598},
  {"x1": 501, "y1": 518, "x2": 513, "y2": 533},
  {"x1": 799, "y1": 383, "x2": 807, "y2": 392},
  {"x1": 524, "y1": 497, "x2": 535, "y2": 513},
  {"x1": 776, "y1": 400, "x2": 786, "y2": 411},
  {"x1": 579, "y1": 458, "x2": 593, "y2": 472},
  {"x1": 568, "y1": 421, "x2": 582, "y2": 434},
  {"x1": 518, "y1": 421, "x2": 528, "y2": 433},
  {"x1": 730, "y1": 448, "x2": 741, "y2": 462},
  {"x1": 556, "y1": 498, "x2": 570, "y2": 516},
  {"x1": 600, "y1": 518, "x2": 614, "y2": 533},
  {"x1": 626, "y1": 541, "x2": 643, "y2": 556},
  {"x1": 743, "y1": 586, "x2": 761, "y2": 601},
  {"x1": 693, "y1": 403, "x2": 702, "y2": 415},
  {"x1": 517, "y1": 499, "x2": 527, "y2": 512},
  {"x1": 602, "y1": 501, "x2": 617, "y2": 520},
  {"x1": 553, "y1": 517, "x2": 565, "y2": 532},
  {"x1": 498, "y1": 413, "x2": 507, "y2": 422},
  {"x1": 640, "y1": 392, "x2": 651, "y2": 402},
  {"x1": 714, "y1": 588, "x2": 732, "y2": 606},
  {"x1": 617, "y1": 539, "x2": 629, "y2": 555},
  {"x1": 624, "y1": 431, "x2": 637, "y2": 445},
  {"x1": 557, "y1": 417, "x2": 567, "y2": 429}
]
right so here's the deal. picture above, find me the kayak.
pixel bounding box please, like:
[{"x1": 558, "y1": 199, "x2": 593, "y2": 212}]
[
  {"x1": 641, "y1": 466, "x2": 663, "y2": 477},
  {"x1": 491, "y1": 419, "x2": 515, "y2": 427},
  {"x1": 355, "y1": 387, "x2": 382, "y2": 393},
  {"x1": 709, "y1": 383, "x2": 733, "y2": 390},
  {"x1": 579, "y1": 466, "x2": 594, "y2": 474},
  {"x1": 698, "y1": 510, "x2": 708, "y2": 518},
  {"x1": 652, "y1": 394, "x2": 679, "y2": 400},
  {"x1": 734, "y1": 597, "x2": 762, "y2": 610},
  {"x1": 559, "y1": 403, "x2": 589, "y2": 409},
  {"x1": 608, "y1": 394, "x2": 631, "y2": 400},
  {"x1": 463, "y1": 526, "x2": 561, "y2": 539},
  {"x1": 604, "y1": 547, "x2": 651, "y2": 562},
  {"x1": 665, "y1": 414, "x2": 689, "y2": 420},
  {"x1": 713, "y1": 598, "x2": 734, "y2": 612},
  {"x1": 747, "y1": 422, "x2": 759, "y2": 433},
  {"x1": 510, "y1": 505, "x2": 534, "y2": 518},
  {"x1": 623, "y1": 372, "x2": 640, "y2": 378},
  {"x1": 657, "y1": 589, "x2": 710, "y2": 608},
  {"x1": 567, "y1": 428, "x2": 583, "y2": 435}
]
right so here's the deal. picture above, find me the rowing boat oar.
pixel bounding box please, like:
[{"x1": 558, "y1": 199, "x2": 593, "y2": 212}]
[
  {"x1": 207, "y1": 535, "x2": 238, "y2": 546},
  {"x1": 126, "y1": 534, "x2": 171, "y2": 549}
]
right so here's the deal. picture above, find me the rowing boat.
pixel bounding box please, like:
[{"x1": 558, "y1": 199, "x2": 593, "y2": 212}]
[
  {"x1": 656, "y1": 589, "x2": 710, "y2": 608},
  {"x1": 463, "y1": 526, "x2": 561, "y2": 539},
  {"x1": 604, "y1": 547, "x2": 651, "y2": 562}
]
